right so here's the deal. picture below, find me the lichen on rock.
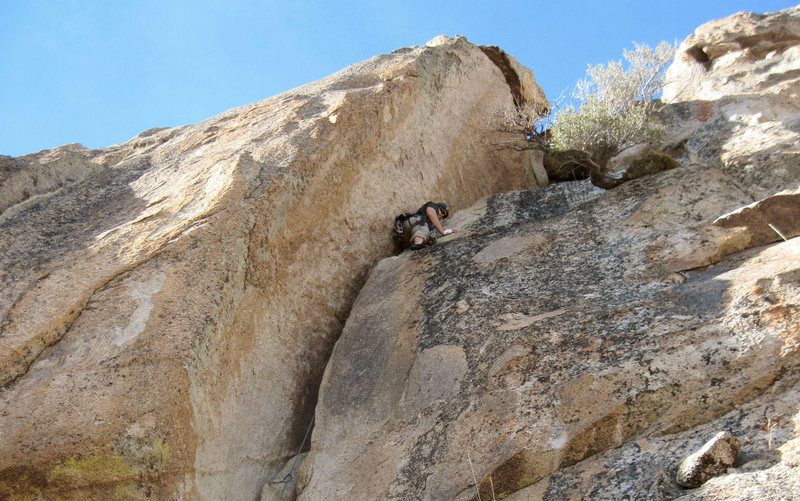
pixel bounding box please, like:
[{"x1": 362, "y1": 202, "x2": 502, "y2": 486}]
[
  {"x1": 298, "y1": 7, "x2": 800, "y2": 500},
  {"x1": 0, "y1": 35, "x2": 548, "y2": 500},
  {"x1": 676, "y1": 431, "x2": 741, "y2": 488}
]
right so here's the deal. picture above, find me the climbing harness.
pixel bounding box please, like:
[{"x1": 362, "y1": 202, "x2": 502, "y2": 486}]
[{"x1": 392, "y1": 201, "x2": 450, "y2": 250}]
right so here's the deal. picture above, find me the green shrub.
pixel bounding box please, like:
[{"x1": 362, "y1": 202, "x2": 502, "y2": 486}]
[
  {"x1": 550, "y1": 42, "x2": 676, "y2": 169},
  {"x1": 627, "y1": 151, "x2": 681, "y2": 179}
]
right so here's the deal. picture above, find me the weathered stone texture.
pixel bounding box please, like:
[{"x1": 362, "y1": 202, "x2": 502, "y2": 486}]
[
  {"x1": 5, "y1": 5, "x2": 800, "y2": 501},
  {"x1": 676, "y1": 431, "x2": 741, "y2": 488},
  {"x1": 507, "y1": 379, "x2": 799, "y2": 500},
  {"x1": 299, "y1": 171, "x2": 800, "y2": 500},
  {"x1": 663, "y1": 6, "x2": 800, "y2": 104},
  {"x1": 0, "y1": 36, "x2": 547, "y2": 500},
  {"x1": 661, "y1": 6, "x2": 800, "y2": 200},
  {"x1": 299, "y1": 7, "x2": 800, "y2": 500},
  {"x1": 714, "y1": 188, "x2": 800, "y2": 247}
]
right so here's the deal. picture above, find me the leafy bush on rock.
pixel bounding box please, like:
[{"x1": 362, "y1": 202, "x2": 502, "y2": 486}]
[{"x1": 550, "y1": 41, "x2": 676, "y2": 169}]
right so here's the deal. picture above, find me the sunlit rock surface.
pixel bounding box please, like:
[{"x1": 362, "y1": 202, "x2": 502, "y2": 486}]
[
  {"x1": 0, "y1": 36, "x2": 546, "y2": 500},
  {"x1": 299, "y1": 7, "x2": 800, "y2": 500}
]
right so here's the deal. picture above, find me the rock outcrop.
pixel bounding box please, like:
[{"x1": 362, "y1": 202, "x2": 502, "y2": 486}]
[
  {"x1": 0, "y1": 37, "x2": 547, "y2": 500},
  {"x1": 661, "y1": 5, "x2": 800, "y2": 201},
  {"x1": 298, "y1": 7, "x2": 800, "y2": 501},
  {"x1": 676, "y1": 431, "x2": 741, "y2": 488}
]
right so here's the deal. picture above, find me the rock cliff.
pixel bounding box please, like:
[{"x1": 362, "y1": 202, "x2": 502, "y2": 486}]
[
  {"x1": 299, "y1": 7, "x2": 800, "y2": 501},
  {"x1": 0, "y1": 37, "x2": 547, "y2": 500}
]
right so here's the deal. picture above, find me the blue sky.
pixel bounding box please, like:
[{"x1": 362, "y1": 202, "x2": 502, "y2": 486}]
[{"x1": 1, "y1": 0, "x2": 797, "y2": 157}]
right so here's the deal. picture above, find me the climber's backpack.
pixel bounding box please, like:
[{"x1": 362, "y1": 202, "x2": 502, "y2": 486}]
[
  {"x1": 392, "y1": 212, "x2": 438, "y2": 249},
  {"x1": 392, "y1": 213, "x2": 414, "y2": 247}
]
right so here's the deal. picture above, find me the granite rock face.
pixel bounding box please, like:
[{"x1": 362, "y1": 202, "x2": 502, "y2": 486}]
[
  {"x1": 662, "y1": 6, "x2": 800, "y2": 104},
  {"x1": 299, "y1": 176, "x2": 800, "y2": 501},
  {"x1": 298, "y1": 7, "x2": 800, "y2": 500},
  {"x1": 661, "y1": 6, "x2": 800, "y2": 201},
  {"x1": 0, "y1": 37, "x2": 547, "y2": 500},
  {"x1": 504, "y1": 378, "x2": 800, "y2": 500}
]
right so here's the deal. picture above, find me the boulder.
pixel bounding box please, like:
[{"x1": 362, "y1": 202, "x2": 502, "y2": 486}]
[
  {"x1": 676, "y1": 431, "x2": 741, "y2": 488},
  {"x1": 0, "y1": 36, "x2": 547, "y2": 500}
]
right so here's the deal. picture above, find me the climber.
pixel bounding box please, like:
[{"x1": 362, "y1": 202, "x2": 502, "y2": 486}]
[{"x1": 393, "y1": 201, "x2": 455, "y2": 250}]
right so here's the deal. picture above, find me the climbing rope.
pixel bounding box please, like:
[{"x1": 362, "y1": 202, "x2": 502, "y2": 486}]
[{"x1": 278, "y1": 414, "x2": 315, "y2": 499}]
